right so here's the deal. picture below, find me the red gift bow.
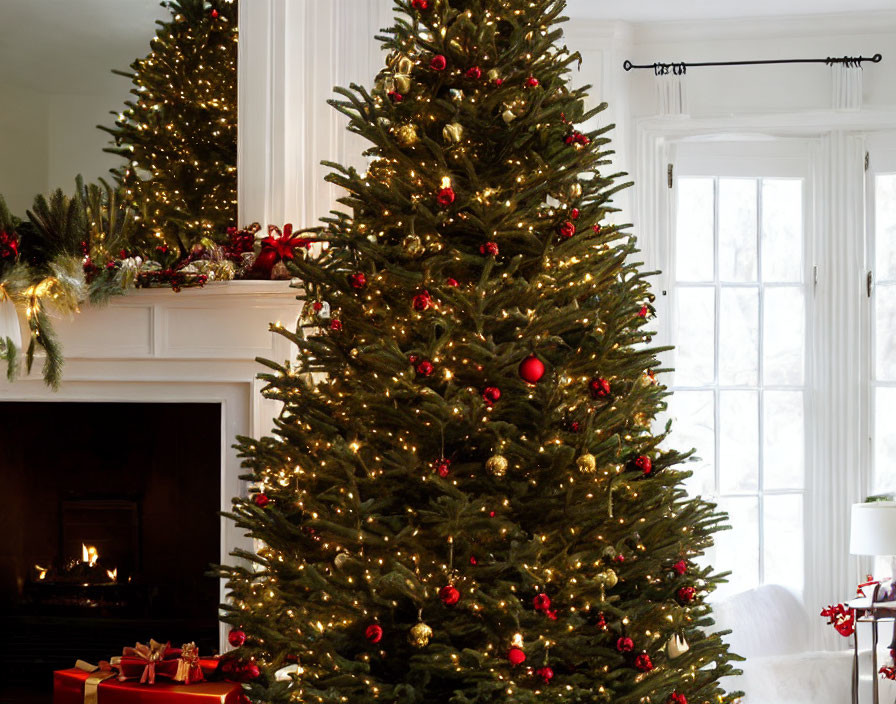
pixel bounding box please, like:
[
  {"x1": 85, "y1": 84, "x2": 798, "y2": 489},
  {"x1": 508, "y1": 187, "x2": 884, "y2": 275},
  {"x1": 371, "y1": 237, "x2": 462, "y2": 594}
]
[
  {"x1": 820, "y1": 604, "x2": 856, "y2": 637},
  {"x1": 253, "y1": 224, "x2": 312, "y2": 275},
  {"x1": 117, "y1": 640, "x2": 181, "y2": 684}
]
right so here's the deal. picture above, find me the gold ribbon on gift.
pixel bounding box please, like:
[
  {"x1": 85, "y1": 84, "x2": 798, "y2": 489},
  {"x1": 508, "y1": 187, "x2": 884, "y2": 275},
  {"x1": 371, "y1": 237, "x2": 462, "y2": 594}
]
[{"x1": 75, "y1": 659, "x2": 118, "y2": 704}]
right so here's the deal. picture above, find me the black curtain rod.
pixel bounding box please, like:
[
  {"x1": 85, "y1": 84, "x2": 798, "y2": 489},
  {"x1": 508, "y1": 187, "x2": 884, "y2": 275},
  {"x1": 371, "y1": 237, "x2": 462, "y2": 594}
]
[{"x1": 623, "y1": 54, "x2": 882, "y2": 75}]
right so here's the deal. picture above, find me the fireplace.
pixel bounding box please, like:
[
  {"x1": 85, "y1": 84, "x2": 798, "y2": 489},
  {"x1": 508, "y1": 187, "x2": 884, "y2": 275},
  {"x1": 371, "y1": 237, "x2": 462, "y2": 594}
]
[{"x1": 0, "y1": 402, "x2": 222, "y2": 704}]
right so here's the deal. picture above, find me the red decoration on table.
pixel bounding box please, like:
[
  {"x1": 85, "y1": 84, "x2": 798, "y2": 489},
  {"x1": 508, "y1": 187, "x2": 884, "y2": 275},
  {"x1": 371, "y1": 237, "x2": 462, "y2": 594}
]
[
  {"x1": 439, "y1": 585, "x2": 461, "y2": 605},
  {"x1": 633, "y1": 455, "x2": 653, "y2": 476},
  {"x1": 365, "y1": 623, "x2": 383, "y2": 643},
  {"x1": 416, "y1": 359, "x2": 434, "y2": 377},
  {"x1": 677, "y1": 586, "x2": 697, "y2": 604},
  {"x1": 253, "y1": 493, "x2": 269, "y2": 507},
  {"x1": 466, "y1": 66, "x2": 482, "y2": 79},
  {"x1": 252, "y1": 224, "x2": 311, "y2": 278},
  {"x1": 508, "y1": 647, "x2": 526, "y2": 666},
  {"x1": 349, "y1": 272, "x2": 367, "y2": 289},
  {"x1": 857, "y1": 576, "x2": 880, "y2": 597},
  {"x1": 558, "y1": 221, "x2": 576, "y2": 239},
  {"x1": 482, "y1": 386, "x2": 501, "y2": 406},
  {"x1": 616, "y1": 637, "x2": 634, "y2": 653},
  {"x1": 437, "y1": 187, "x2": 455, "y2": 207},
  {"x1": 634, "y1": 653, "x2": 653, "y2": 671},
  {"x1": 589, "y1": 377, "x2": 611, "y2": 398},
  {"x1": 535, "y1": 666, "x2": 554, "y2": 684},
  {"x1": 430, "y1": 55, "x2": 447, "y2": 71},
  {"x1": 519, "y1": 355, "x2": 545, "y2": 384},
  {"x1": 820, "y1": 603, "x2": 856, "y2": 637},
  {"x1": 480, "y1": 241, "x2": 499, "y2": 256},
  {"x1": 412, "y1": 290, "x2": 432, "y2": 311},
  {"x1": 880, "y1": 665, "x2": 896, "y2": 680},
  {"x1": 227, "y1": 629, "x2": 246, "y2": 647}
]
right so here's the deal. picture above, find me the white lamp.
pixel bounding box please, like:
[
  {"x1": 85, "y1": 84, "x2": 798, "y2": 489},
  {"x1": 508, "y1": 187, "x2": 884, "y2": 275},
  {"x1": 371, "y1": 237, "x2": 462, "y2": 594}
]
[{"x1": 850, "y1": 501, "x2": 896, "y2": 580}]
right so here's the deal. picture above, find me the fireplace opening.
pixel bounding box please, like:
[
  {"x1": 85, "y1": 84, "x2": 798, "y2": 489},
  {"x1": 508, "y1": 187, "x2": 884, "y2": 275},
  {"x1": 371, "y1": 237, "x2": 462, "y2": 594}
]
[{"x1": 0, "y1": 402, "x2": 222, "y2": 704}]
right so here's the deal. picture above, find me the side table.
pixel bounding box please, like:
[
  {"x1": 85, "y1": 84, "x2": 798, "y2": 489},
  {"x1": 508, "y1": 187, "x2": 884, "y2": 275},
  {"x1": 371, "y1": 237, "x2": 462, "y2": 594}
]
[{"x1": 847, "y1": 596, "x2": 896, "y2": 704}]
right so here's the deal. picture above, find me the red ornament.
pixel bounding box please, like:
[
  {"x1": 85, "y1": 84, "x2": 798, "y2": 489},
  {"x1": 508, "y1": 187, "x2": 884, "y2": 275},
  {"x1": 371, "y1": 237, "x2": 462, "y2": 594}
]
[
  {"x1": 411, "y1": 0, "x2": 430, "y2": 8},
  {"x1": 482, "y1": 386, "x2": 501, "y2": 406},
  {"x1": 616, "y1": 637, "x2": 634, "y2": 653},
  {"x1": 211, "y1": 8, "x2": 219, "y2": 18},
  {"x1": 634, "y1": 653, "x2": 653, "y2": 672},
  {"x1": 614, "y1": 554, "x2": 626, "y2": 563},
  {"x1": 526, "y1": 76, "x2": 539, "y2": 87},
  {"x1": 638, "y1": 305, "x2": 649, "y2": 317},
  {"x1": 412, "y1": 290, "x2": 432, "y2": 311},
  {"x1": 408, "y1": 354, "x2": 420, "y2": 364},
  {"x1": 669, "y1": 694, "x2": 688, "y2": 704},
  {"x1": 434, "y1": 458, "x2": 451, "y2": 478},
  {"x1": 312, "y1": 301, "x2": 323, "y2": 312},
  {"x1": 437, "y1": 187, "x2": 455, "y2": 207},
  {"x1": 466, "y1": 66, "x2": 482, "y2": 79},
  {"x1": 677, "y1": 586, "x2": 697, "y2": 604},
  {"x1": 228, "y1": 629, "x2": 246, "y2": 647},
  {"x1": 592, "y1": 224, "x2": 601, "y2": 233},
  {"x1": 535, "y1": 666, "x2": 554, "y2": 684},
  {"x1": 821, "y1": 603, "x2": 856, "y2": 637},
  {"x1": 533, "y1": 593, "x2": 552, "y2": 612},
  {"x1": 349, "y1": 272, "x2": 367, "y2": 289},
  {"x1": 672, "y1": 560, "x2": 687, "y2": 576},
  {"x1": 430, "y1": 55, "x2": 447, "y2": 71},
  {"x1": 439, "y1": 585, "x2": 461, "y2": 606},
  {"x1": 570, "y1": 208, "x2": 580, "y2": 220},
  {"x1": 445, "y1": 277, "x2": 459, "y2": 287},
  {"x1": 416, "y1": 359, "x2": 434, "y2": 377},
  {"x1": 508, "y1": 647, "x2": 526, "y2": 666},
  {"x1": 469, "y1": 555, "x2": 478, "y2": 565},
  {"x1": 558, "y1": 221, "x2": 576, "y2": 239},
  {"x1": 365, "y1": 624, "x2": 383, "y2": 643},
  {"x1": 494, "y1": 77, "x2": 504, "y2": 86},
  {"x1": 253, "y1": 493, "x2": 269, "y2": 507},
  {"x1": 569, "y1": 421, "x2": 581, "y2": 432},
  {"x1": 480, "y1": 241, "x2": 499, "y2": 256},
  {"x1": 330, "y1": 319, "x2": 343, "y2": 331},
  {"x1": 251, "y1": 224, "x2": 311, "y2": 278},
  {"x1": 519, "y1": 355, "x2": 545, "y2": 384},
  {"x1": 0, "y1": 231, "x2": 19, "y2": 260},
  {"x1": 589, "y1": 377, "x2": 611, "y2": 398},
  {"x1": 634, "y1": 455, "x2": 653, "y2": 475},
  {"x1": 388, "y1": 91, "x2": 403, "y2": 102},
  {"x1": 244, "y1": 662, "x2": 261, "y2": 680},
  {"x1": 596, "y1": 612, "x2": 607, "y2": 629}
]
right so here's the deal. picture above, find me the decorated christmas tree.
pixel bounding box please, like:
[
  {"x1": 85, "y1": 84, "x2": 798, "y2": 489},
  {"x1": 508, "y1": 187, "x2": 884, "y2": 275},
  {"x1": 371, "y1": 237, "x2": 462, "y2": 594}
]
[
  {"x1": 218, "y1": 1, "x2": 741, "y2": 702},
  {"x1": 101, "y1": 0, "x2": 238, "y2": 255}
]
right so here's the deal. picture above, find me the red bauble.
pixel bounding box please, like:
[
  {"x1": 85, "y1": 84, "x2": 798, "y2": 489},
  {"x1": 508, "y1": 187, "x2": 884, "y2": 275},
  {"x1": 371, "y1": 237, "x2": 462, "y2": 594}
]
[
  {"x1": 244, "y1": 663, "x2": 261, "y2": 680},
  {"x1": 466, "y1": 66, "x2": 482, "y2": 79},
  {"x1": 312, "y1": 301, "x2": 323, "y2": 312},
  {"x1": 533, "y1": 593, "x2": 551, "y2": 612},
  {"x1": 329, "y1": 319, "x2": 343, "y2": 331},
  {"x1": 614, "y1": 554, "x2": 626, "y2": 563},
  {"x1": 508, "y1": 647, "x2": 526, "y2": 666},
  {"x1": 638, "y1": 305, "x2": 649, "y2": 318},
  {"x1": 634, "y1": 653, "x2": 653, "y2": 672},
  {"x1": 592, "y1": 224, "x2": 601, "y2": 233},
  {"x1": 519, "y1": 355, "x2": 545, "y2": 384},
  {"x1": 349, "y1": 272, "x2": 367, "y2": 289},
  {"x1": 480, "y1": 241, "x2": 499, "y2": 256},
  {"x1": 365, "y1": 623, "x2": 383, "y2": 643},
  {"x1": 430, "y1": 54, "x2": 447, "y2": 71},
  {"x1": 469, "y1": 555, "x2": 478, "y2": 565},
  {"x1": 416, "y1": 360, "x2": 434, "y2": 377},
  {"x1": 570, "y1": 208, "x2": 580, "y2": 220},
  {"x1": 228, "y1": 629, "x2": 246, "y2": 647},
  {"x1": 210, "y1": 9, "x2": 219, "y2": 18},
  {"x1": 253, "y1": 493, "x2": 269, "y2": 507},
  {"x1": 437, "y1": 187, "x2": 455, "y2": 207},
  {"x1": 633, "y1": 455, "x2": 653, "y2": 475},
  {"x1": 677, "y1": 586, "x2": 697, "y2": 604},
  {"x1": 669, "y1": 693, "x2": 688, "y2": 704},
  {"x1": 589, "y1": 377, "x2": 611, "y2": 398},
  {"x1": 526, "y1": 76, "x2": 539, "y2": 87},
  {"x1": 616, "y1": 637, "x2": 634, "y2": 653},
  {"x1": 494, "y1": 77, "x2": 504, "y2": 86},
  {"x1": 434, "y1": 458, "x2": 451, "y2": 478},
  {"x1": 411, "y1": 0, "x2": 430, "y2": 8},
  {"x1": 412, "y1": 291, "x2": 432, "y2": 311},
  {"x1": 558, "y1": 221, "x2": 576, "y2": 239},
  {"x1": 0, "y1": 231, "x2": 19, "y2": 260},
  {"x1": 535, "y1": 666, "x2": 554, "y2": 684},
  {"x1": 445, "y1": 277, "x2": 459, "y2": 287},
  {"x1": 673, "y1": 560, "x2": 688, "y2": 576},
  {"x1": 388, "y1": 91, "x2": 403, "y2": 102},
  {"x1": 439, "y1": 585, "x2": 461, "y2": 606},
  {"x1": 482, "y1": 386, "x2": 501, "y2": 405}
]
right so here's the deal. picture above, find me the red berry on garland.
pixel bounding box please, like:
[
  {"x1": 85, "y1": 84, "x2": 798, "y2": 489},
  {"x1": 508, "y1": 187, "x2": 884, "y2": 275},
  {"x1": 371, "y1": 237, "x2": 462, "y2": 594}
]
[
  {"x1": 519, "y1": 355, "x2": 545, "y2": 384},
  {"x1": 576, "y1": 132, "x2": 591, "y2": 146},
  {"x1": 466, "y1": 66, "x2": 482, "y2": 79},
  {"x1": 669, "y1": 693, "x2": 688, "y2": 704},
  {"x1": 596, "y1": 612, "x2": 607, "y2": 629},
  {"x1": 494, "y1": 77, "x2": 504, "y2": 86},
  {"x1": 482, "y1": 386, "x2": 501, "y2": 405},
  {"x1": 365, "y1": 624, "x2": 383, "y2": 643},
  {"x1": 535, "y1": 666, "x2": 554, "y2": 684},
  {"x1": 633, "y1": 455, "x2": 653, "y2": 475},
  {"x1": 388, "y1": 91, "x2": 403, "y2": 102},
  {"x1": 446, "y1": 277, "x2": 459, "y2": 287},
  {"x1": 616, "y1": 637, "x2": 634, "y2": 653},
  {"x1": 434, "y1": 458, "x2": 451, "y2": 478},
  {"x1": 508, "y1": 647, "x2": 526, "y2": 666},
  {"x1": 416, "y1": 359, "x2": 434, "y2": 377},
  {"x1": 439, "y1": 585, "x2": 461, "y2": 606},
  {"x1": 545, "y1": 609, "x2": 558, "y2": 621},
  {"x1": 634, "y1": 653, "x2": 653, "y2": 672},
  {"x1": 558, "y1": 221, "x2": 576, "y2": 239},
  {"x1": 589, "y1": 377, "x2": 611, "y2": 398},
  {"x1": 677, "y1": 586, "x2": 697, "y2": 604},
  {"x1": 480, "y1": 241, "x2": 499, "y2": 256},
  {"x1": 330, "y1": 319, "x2": 343, "y2": 331},
  {"x1": 592, "y1": 224, "x2": 601, "y2": 233},
  {"x1": 253, "y1": 493, "x2": 269, "y2": 507},
  {"x1": 673, "y1": 560, "x2": 688, "y2": 576},
  {"x1": 614, "y1": 554, "x2": 626, "y2": 563},
  {"x1": 526, "y1": 76, "x2": 539, "y2": 87},
  {"x1": 349, "y1": 272, "x2": 367, "y2": 289},
  {"x1": 571, "y1": 208, "x2": 580, "y2": 220},
  {"x1": 411, "y1": 0, "x2": 429, "y2": 8},
  {"x1": 430, "y1": 54, "x2": 447, "y2": 71},
  {"x1": 228, "y1": 629, "x2": 246, "y2": 647},
  {"x1": 408, "y1": 354, "x2": 420, "y2": 364},
  {"x1": 533, "y1": 593, "x2": 551, "y2": 612},
  {"x1": 437, "y1": 187, "x2": 455, "y2": 207},
  {"x1": 412, "y1": 290, "x2": 432, "y2": 311}
]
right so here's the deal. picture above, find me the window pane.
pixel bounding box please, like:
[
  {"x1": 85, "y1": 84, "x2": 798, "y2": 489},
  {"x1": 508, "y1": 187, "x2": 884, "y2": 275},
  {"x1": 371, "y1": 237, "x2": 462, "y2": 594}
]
[
  {"x1": 719, "y1": 287, "x2": 759, "y2": 386},
  {"x1": 763, "y1": 391, "x2": 805, "y2": 490},
  {"x1": 709, "y1": 496, "x2": 760, "y2": 600},
  {"x1": 763, "y1": 287, "x2": 804, "y2": 385},
  {"x1": 674, "y1": 287, "x2": 715, "y2": 386},
  {"x1": 874, "y1": 387, "x2": 896, "y2": 493},
  {"x1": 676, "y1": 178, "x2": 714, "y2": 282},
  {"x1": 719, "y1": 390, "x2": 759, "y2": 492},
  {"x1": 876, "y1": 284, "x2": 896, "y2": 381},
  {"x1": 667, "y1": 390, "x2": 715, "y2": 496},
  {"x1": 719, "y1": 178, "x2": 757, "y2": 282},
  {"x1": 761, "y1": 179, "x2": 803, "y2": 283},
  {"x1": 875, "y1": 174, "x2": 896, "y2": 282},
  {"x1": 763, "y1": 494, "x2": 804, "y2": 593}
]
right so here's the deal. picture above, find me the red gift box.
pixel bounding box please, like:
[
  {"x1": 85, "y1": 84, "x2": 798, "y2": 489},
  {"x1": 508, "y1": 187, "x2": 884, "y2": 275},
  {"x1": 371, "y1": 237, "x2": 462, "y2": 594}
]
[{"x1": 54, "y1": 659, "x2": 245, "y2": 704}]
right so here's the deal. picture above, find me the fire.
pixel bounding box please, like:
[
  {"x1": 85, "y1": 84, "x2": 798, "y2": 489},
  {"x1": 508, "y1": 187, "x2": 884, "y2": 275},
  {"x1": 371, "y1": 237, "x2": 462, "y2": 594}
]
[
  {"x1": 82, "y1": 543, "x2": 99, "y2": 567},
  {"x1": 35, "y1": 565, "x2": 48, "y2": 580},
  {"x1": 106, "y1": 568, "x2": 118, "y2": 582}
]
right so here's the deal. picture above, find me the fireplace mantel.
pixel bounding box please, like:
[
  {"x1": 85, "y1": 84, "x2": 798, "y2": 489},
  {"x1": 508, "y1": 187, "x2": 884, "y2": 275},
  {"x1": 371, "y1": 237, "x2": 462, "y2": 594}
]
[{"x1": 0, "y1": 281, "x2": 303, "y2": 648}]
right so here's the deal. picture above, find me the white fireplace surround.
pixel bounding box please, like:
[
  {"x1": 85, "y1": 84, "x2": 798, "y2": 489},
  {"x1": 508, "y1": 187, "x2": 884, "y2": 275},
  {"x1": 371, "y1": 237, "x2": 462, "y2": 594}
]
[{"x1": 0, "y1": 281, "x2": 302, "y2": 648}]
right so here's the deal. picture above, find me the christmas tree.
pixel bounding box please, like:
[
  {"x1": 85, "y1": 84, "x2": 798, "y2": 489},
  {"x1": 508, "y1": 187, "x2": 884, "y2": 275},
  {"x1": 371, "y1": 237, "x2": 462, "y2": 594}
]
[
  {"x1": 101, "y1": 0, "x2": 238, "y2": 256},
  {"x1": 218, "y1": 1, "x2": 741, "y2": 702}
]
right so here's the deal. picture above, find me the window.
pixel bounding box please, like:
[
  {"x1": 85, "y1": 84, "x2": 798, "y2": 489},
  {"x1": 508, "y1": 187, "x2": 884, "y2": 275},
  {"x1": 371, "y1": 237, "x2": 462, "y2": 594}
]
[{"x1": 665, "y1": 142, "x2": 810, "y2": 600}]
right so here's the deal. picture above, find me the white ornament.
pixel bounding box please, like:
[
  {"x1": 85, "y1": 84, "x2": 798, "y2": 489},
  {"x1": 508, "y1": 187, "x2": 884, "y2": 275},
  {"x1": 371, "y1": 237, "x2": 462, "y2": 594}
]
[{"x1": 667, "y1": 633, "x2": 690, "y2": 659}]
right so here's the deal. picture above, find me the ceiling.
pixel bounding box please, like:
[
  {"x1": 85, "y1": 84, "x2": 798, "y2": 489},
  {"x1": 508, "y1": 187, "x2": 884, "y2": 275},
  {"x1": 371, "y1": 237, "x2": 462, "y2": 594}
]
[{"x1": 565, "y1": 0, "x2": 896, "y2": 22}]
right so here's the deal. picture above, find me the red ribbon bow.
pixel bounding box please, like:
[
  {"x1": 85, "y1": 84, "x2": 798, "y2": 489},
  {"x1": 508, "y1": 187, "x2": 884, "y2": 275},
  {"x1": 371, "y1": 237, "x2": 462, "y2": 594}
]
[
  {"x1": 252, "y1": 224, "x2": 312, "y2": 277},
  {"x1": 820, "y1": 604, "x2": 856, "y2": 637},
  {"x1": 117, "y1": 640, "x2": 181, "y2": 684}
]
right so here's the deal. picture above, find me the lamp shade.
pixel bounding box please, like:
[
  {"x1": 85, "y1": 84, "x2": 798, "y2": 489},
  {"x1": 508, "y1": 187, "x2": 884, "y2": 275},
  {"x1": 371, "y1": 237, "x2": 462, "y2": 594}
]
[{"x1": 850, "y1": 501, "x2": 896, "y2": 555}]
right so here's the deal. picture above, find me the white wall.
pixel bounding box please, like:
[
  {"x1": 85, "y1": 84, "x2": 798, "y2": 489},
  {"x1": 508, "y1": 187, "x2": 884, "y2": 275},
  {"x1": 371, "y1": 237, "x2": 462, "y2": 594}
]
[{"x1": 0, "y1": 86, "x2": 48, "y2": 215}]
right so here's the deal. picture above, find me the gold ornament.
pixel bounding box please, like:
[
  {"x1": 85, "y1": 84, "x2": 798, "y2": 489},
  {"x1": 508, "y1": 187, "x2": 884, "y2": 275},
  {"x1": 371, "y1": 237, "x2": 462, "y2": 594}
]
[
  {"x1": 449, "y1": 39, "x2": 463, "y2": 53},
  {"x1": 395, "y1": 123, "x2": 419, "y2": 146},
  {"x1": 502, "y1": 109, "x2": 517, "y2": 124},
  {"x1": 486, "y1": 454, "x2": 508, "y2": 478},
  {"x1": 488, "y1": 68, "x2": 501, "y2": 82},
  {"x1": 568, "y1": 182, "x2": 583, "y2": 199},
  {"x1": 393, "y1": 56, "x2": 414, "y2": 93},
  {"x1": 443, "y1": 122, "x2": 464, "y2": 143},
  {"x1": 633, "y1": 412, "x2": 650, "y2": 427},
  {"x1": 667, "y1": 634, "x2": 690, "y2": 659},
  {"x1": 402, "y1": 234, "x2": 424, "y2": 256},
  {"x1": 394, "y1": 74, "x2": 411, "y2": 93},
  {"x1": 409, "y1": 621, "x2": 433, "y2": 648},
  {"x1": 576, "y1": 453, "x2": 597, "y2": 474},
  {"x1": 334, "y1": 552, "x2": 350, "y2": 568},
  {"x1": 598, "y1": 569, "x2": 618, "y2": 588}
]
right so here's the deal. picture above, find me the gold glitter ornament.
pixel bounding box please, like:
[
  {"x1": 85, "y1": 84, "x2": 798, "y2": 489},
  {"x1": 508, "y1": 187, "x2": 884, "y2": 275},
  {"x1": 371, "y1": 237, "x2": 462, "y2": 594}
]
[
  {"x1": 599, "y1": 569, "x2": 618, "y2": 588},
  {"x1": 577, "y1": 453, "x2": 597, "y2": 473},
  {"x1": 443, "y1": 122, "x2": 464, "y2": 143},
  {"x1": 402, "y1": 234, "x2": 424, "y2": 256},
  {"x1": 396, "y1": 123, "x2": 419, "y2": 146},
  {"x1": 408, "y1": 621, "x2": 433, "y2": 648},
  {"x1": 567, "y1": 182, "x2": 583, "y2": 199},
  {"x1": 486, "y1": 454, "x2": 508, "y2": 477}
]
